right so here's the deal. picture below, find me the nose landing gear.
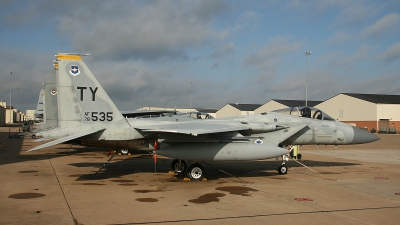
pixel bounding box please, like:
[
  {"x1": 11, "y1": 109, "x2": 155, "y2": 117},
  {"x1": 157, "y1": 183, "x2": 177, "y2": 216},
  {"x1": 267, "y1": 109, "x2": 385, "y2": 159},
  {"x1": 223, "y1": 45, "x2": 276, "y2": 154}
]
[{"x1": 278, "y1": 154, "x2": 289, "y2": 174}]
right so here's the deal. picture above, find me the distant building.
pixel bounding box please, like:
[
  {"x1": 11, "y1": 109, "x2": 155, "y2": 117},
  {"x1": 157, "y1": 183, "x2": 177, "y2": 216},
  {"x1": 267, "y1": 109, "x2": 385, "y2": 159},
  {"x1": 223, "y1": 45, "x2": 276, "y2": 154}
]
[
  {"x1": 316, "y1": 93, "x2": 400, "y2": 130},
  {"x1": 5, "y1": 106, "x2": 16, "y2": 124},
  {"x1": 25, "y1": 110, "x2": 36, "y2": 121},
  {"x1": 216, "y1": 103, "x2": 262, "y2": 118},
  {"x1": 0, "y1": 102, "x2": 5, "y2": 126}
]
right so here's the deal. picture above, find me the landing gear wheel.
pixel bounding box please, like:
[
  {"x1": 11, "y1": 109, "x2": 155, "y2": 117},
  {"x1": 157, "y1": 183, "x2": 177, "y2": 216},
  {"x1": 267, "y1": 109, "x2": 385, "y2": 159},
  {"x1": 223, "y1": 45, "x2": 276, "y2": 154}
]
[
  {"x1": 187, "y1": 163, "x2": 204, "y2": 181},
  {"x1": 171, "y1": 159, "x2": 187, "y2": 174},
  {"x1": 278, "y1": 165, "x2": 288, "y2": 174},
  {"x1": 31, "y1": 134, "x2": 36, "y2": 139},
  {"x1": 297, "y1": 154, "x2": 302, "y2": 160},
  {"x1": 120, "y1": 149, "x2": 129, "y2": 155}
]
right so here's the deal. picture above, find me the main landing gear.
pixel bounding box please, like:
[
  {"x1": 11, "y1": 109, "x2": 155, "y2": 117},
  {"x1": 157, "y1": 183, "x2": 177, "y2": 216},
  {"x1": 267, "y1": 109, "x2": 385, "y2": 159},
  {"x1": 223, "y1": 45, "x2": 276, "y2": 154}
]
[
  {"x1": 171, "y1": 159, "x2": 187, "y2": 175},
  {"x1": 170, "y1": 156, "x2": 290, "y2": 181},
  {"x1": 120, "y1": 149, "x2": 129, "y2": 155},
  {"x1": 170, "y1": 159, "x2": 204, "y2": 181}
]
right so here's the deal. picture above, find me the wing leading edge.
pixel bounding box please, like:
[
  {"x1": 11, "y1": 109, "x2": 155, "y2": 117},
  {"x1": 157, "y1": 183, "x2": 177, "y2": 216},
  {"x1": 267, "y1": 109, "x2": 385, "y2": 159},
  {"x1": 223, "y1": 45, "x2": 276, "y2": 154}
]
[{"x1": 135, "y1": 121, "x2": 251, "y2": 136}]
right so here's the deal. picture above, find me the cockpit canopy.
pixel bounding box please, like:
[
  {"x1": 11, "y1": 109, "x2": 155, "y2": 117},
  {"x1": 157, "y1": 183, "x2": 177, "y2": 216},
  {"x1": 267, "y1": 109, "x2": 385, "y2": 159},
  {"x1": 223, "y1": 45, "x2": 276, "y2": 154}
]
[{"x1": 272, "y1": 106, "x2": 335, "y2": 121}]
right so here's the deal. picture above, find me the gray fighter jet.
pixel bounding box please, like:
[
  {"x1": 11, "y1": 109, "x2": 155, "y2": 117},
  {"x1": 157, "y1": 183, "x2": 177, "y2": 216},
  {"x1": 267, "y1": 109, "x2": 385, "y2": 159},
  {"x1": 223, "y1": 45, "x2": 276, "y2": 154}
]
[{"x1": 28, "y1": 53, "x2": 379, "y2": 180}]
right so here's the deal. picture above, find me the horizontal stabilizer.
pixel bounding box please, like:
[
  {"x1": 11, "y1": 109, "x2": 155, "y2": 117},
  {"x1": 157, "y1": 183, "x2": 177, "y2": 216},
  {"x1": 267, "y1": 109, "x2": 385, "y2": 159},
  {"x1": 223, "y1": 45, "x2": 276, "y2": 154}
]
[
  {"x1": 32, "y1": 137, "x2": 50, "y2": 143},
  {"x1": 27, "y1": 128, "x2": 106, "y2": 152}
]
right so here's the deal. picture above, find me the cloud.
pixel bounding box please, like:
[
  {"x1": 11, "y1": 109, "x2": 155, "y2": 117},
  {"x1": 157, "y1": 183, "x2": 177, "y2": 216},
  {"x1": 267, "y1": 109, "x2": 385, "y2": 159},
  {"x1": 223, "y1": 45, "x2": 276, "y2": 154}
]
[
  {"x1": 380, "y1": 42, "x2": 400, "y2": 63},
  {"x1": 361, "y1": 13, "x2": 400, "y2": 38},
  {"x1": 54, "y1": 1, "x2": 231, "y2": 61},
  {"x1": 243, "y1": 36, "x2": 302, "y2": 70},
  {"x1": 326, "y1": 31, "x2": 353, "y2": 44},
  {"x1": 340, "y1": 43, "x2": 373, "y2": 64},
  {"x1": 335, "y1": 1, "x2": 381, "y2": 26}
]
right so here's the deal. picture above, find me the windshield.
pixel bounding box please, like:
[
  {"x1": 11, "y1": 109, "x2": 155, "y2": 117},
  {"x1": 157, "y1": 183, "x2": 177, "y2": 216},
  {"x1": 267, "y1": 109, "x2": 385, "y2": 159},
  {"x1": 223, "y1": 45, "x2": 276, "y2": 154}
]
[{"x1": 272, "y1": 106, "x2": 335, "y2": 121}]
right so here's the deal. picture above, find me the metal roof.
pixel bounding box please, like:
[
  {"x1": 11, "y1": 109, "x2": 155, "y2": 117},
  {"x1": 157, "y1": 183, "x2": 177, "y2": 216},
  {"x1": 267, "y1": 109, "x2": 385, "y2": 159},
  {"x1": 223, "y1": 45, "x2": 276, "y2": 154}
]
[
  {"x1": 271, "y1": 99, "x2": 323, "y2": 107},
  {"x1": 341, "y1": 93, "x2": 400, "y2": 104},
  {"x1": 227, "y1": 103, "x2": 262, "y2": 111}
]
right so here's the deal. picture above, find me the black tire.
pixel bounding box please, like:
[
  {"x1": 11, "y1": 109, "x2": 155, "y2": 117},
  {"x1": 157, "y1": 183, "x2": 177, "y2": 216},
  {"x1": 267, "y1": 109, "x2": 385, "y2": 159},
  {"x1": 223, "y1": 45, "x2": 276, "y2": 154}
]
[
  {"x1": 187, "y1": 163, "x2": 204, "y2": 181},
  {"x1": 171, "y1": 159, "x2": 187, "y2": 174},
  {"x1": 120, "y1": 149, "x2": 129, "y2": 155},
  {"x1": 31, "y1": 134, "x2": 36, "y2": 139},
  {"x1": 297, "y1": 154, "x2": 302, "y2": 160},
  {"x1": 278, "y1": 165, "x2": 288, "y2": 174}
]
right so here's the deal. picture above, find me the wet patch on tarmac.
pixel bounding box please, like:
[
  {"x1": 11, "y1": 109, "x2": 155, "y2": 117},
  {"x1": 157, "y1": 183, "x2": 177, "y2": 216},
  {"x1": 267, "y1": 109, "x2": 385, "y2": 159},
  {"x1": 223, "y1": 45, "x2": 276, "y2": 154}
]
[
  {"x1": 269, "y1": 176, "x2": 288, "y2": 180},
  {"x1": 319, "y1": 172, "x2": 342, "y2": 174},
  {"x1": 18, "y1": 170, "x2": 38, "y2": 173},
  {"x1": 9, "y1": 193, "x2": 45, "y2": 199},
  {"x1": 136, "y1": 198, "x2": 159, "y2": 202},
  {"x1": 134, "y1": 189, "x2": 162, "y2": 193},
  {"x1": 110, "y1": 179, "x2": 135, "y2": 183},
  {"x1": 216, "y1": 186, "x2": 258, "y2": 196},
  {"x1": 188, "y1": 193, "x2": 225, "y2": 203},
  {"x1": 294, "y1": 198, "x2": 313, "y2": 201},
  {"x1": 119, "y1": 183, "x2": 138, "y2": 186}
]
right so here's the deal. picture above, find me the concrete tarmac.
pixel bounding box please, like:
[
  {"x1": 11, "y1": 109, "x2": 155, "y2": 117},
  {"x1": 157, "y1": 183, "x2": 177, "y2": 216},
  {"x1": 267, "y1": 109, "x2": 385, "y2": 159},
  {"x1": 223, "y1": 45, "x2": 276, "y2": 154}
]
[{"x1": 1, "y1": 125, "x2": 399, "y2": 225}]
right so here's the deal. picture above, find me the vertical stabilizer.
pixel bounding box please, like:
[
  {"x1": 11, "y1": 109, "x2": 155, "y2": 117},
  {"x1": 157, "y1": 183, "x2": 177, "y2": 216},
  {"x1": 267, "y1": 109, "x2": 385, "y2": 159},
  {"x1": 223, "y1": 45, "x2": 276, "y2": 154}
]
[
  {"x1": 34, "y1": 89, "x2": 45, "y2": 119},
  {"x1": 56, "y1": 54, "x2": 128, "y2": 129},
  {"x1": 44, "y1": 69, "x2": 58, "y2": 128}
]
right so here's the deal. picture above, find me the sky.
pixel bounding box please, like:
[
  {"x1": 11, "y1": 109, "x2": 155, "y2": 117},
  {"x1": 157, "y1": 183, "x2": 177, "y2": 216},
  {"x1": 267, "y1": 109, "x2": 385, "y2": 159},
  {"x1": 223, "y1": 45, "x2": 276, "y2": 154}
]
[{"x1": 1, "y1": 0, "x2": 400, "y2": 113}]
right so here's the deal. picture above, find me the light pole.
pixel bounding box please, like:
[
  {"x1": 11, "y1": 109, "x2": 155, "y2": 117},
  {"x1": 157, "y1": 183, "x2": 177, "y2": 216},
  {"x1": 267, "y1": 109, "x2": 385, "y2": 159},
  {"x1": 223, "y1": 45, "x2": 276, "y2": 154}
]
[
  {"x1": 305, "y1": 51, "x2": 311, "y2": 106},
  {"x1": 189, "y1": 81, "x2": 192, "y2": 113},
  {"x1": 10, "y1": 71, "x2": 12, "y2": 123}
]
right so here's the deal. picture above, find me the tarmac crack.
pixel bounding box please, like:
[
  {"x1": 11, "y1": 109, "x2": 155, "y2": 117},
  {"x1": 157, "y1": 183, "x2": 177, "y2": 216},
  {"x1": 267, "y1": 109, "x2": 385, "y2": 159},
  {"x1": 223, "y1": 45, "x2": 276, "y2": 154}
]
[
  {"x1": 109, "y1": 205, "x2": 400, "y2": 224},
  {"x1": 46, "y1": 150, "x2": 78, "y2": 225}
]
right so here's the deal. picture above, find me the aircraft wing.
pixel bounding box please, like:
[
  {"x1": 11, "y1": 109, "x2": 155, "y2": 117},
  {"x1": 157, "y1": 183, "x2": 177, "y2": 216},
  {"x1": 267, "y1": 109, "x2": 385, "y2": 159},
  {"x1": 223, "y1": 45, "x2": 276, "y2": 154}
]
[
  {"x1": 121, "y1": 110, "x2": 176, "y2": 118},
  {"x1": 135, "y1": 121, "x2": 251, "y2": 136},
  {"x1": 27, "y1": 128, "x2": 106, "y2": 152}
]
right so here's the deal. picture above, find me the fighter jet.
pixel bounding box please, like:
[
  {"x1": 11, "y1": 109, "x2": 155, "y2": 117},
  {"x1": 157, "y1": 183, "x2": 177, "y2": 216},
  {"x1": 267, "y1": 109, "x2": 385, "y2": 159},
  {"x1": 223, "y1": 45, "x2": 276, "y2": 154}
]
[{"x1": 28, "y1": 53, "x2": 379, "y2": 180}]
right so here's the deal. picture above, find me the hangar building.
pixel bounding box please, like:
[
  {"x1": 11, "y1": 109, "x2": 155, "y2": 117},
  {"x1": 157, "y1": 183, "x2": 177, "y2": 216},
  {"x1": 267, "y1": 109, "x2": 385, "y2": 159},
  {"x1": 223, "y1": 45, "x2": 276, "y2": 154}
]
[
  {"x1": 216, "y1": 103, "x2": 262, "y2": 118},
  {"x1": 315, "y1": 93, "x2": 400, "y2": 131}
]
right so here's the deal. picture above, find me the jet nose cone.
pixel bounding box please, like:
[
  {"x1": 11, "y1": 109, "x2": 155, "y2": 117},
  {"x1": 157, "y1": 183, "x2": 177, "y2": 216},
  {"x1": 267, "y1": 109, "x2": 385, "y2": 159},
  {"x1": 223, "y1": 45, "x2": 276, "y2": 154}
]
[{"x1": 351, "y1": 127, "x2": 380, "y2": 144}]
